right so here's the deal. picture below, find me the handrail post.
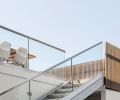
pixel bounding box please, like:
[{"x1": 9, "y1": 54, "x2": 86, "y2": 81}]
[
  {"x1": 71, "y1": 58, "x2": 73, "y2": 91},
  {"x1": 26, "y1": 38, "x2": 31, "y2": 99},
  {"x1": 28, "y1": 38, "x2": 32, "y2": 100},
  {"x1": 28, "y1": 38, "x2": 30, "y2": 69},
  {"x1": 28, "y1": 80, "x2": 32, "y2": 100}
]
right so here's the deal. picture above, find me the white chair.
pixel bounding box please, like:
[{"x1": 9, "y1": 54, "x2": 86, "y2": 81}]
[
  {"x1": 13, "y1": 47, "x2": 27, "y2": 67},
  {"x1": 0, "y1": 42, "x2": 11, "y2": 62}
]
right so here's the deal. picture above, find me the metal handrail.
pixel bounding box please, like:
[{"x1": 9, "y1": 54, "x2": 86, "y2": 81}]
[
  {"x1": 62, "y1": 72, "x2": 103, "y2": 100},
  {"x1": 0, "y1": 41, "x2": 102, "y2": 96},
  {"x1": 0, "y1": 25, "x2": 65, "y2": 52}
]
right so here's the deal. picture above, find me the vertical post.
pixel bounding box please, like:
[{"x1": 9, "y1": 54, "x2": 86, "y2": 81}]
[
  {"x1": 28, "y1": 80, "x2": 32, "y2": 100},
  {"x1": 28, "y1": 38, "x2": 32, "y2": 100},
  {"x1": 101, "y1": 86, "x2": 106, "y2": 100},
  {"x1": 100, "y1": 42, "x2": 103, "y2": 75},
  {"x1": 71, "y1": 58, "x2": 73, "y2": 91},
  {"x1": 28, "y1": 38, "x2": 29, "y2": 69}
]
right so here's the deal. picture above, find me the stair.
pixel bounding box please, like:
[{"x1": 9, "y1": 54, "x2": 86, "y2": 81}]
[
  {"x1": 45, "y1": 82, "x2": 81, "y2": 100},
  {"x1": 62, "y1": 84, "x2": 81, "y2": 89},
  {"x1": 85, "y1": 91, "x2": 101, "y2": 100}
]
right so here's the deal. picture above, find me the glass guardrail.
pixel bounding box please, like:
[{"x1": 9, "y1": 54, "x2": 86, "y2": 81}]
[
  {"x1": 0, "y1": 26, "x2": 65, "y2": 71},
  {"x1": 0, "y1": 41, "x2": 103, "y2": 100}
]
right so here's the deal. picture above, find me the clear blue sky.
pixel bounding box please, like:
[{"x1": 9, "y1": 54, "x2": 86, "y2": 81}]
[{"x1": 0, "y1": 0, "x2": 120, "y2": 57}]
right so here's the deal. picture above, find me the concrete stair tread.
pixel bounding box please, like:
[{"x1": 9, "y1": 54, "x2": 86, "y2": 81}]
[
  {"x1": 62, "y1": 84, "x2": 82, "y2": 88},
  {"x1": 47, "y1": 93, "x2": 66, "y2": 98},
  {"x1": 55, "y1": 87, "x2": 77, "y2": 93},
  {"x1": 45, "y1": 83, "x2": 83, "y2": 99},
  {"x1": 47, "y1": 99, "x2": 59, "y2": 100}
]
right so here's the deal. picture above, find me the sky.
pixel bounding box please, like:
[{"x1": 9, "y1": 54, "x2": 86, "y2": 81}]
[{"x1": 0, "y1": 0, "x2": 120, "y2": 58}]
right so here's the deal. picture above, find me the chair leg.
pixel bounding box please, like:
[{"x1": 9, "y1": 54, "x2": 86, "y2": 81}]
[
  {"x1": 0, "y1": 58, "x2": 4, "y2": 63},
  {"x1": 78, "y1": 80, "x2": 80, "y2": 84}
]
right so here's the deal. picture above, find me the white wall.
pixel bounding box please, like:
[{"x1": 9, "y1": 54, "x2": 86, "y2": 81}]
[{"x1": 106, "y1": 89, "x2": 120, "y2": 100}]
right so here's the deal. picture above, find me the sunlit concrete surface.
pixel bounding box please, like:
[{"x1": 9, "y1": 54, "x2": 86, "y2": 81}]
[{"x1": 106, "y1": 89, "x2": 120, "y2": 100}]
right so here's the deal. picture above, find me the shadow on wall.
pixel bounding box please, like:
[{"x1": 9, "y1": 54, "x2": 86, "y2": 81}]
[{"x1": 105, "y1": 79, "x2": 120, "y2": 92}]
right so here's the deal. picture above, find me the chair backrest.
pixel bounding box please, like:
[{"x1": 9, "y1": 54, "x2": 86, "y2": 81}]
[
  {"x1": 13, "y1": 47, "x2": 27, "y2": 66},
  {"x1": 0, "y1": 42, "x2": 11, "y2": 61}
]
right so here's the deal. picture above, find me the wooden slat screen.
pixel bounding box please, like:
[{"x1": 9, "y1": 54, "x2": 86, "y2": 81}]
[
  {"x1": 47, "y1": 59, "x2": 105, "y2": 81},
  {"x1": 105, "y1": 42, "x2": 120, "y2": 91}
]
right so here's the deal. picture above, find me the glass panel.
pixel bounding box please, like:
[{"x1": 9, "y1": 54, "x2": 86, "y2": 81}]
[
  {"x1": 43, "y1": 60, "x2": 71, "y2": 81},
  {"x1": 29, "y1": 39, "x2": 65, "y2": 71},
  {"x1": 0, "y1": 26, "x2": 102, "y2": 100},
  {"x1": 30, "y1": 60, "x2": 72, "y2": 99},
  {"x1": 0, "y1": 28, "x2": 28, "y2": 68},
  {"x1": 0, "y1": 29, "x2": 28, "y2": 49},
  {"x1": 0, "y1": 82, "x2": 29, "y2": 100},
  {"x1": 0, "y1": 27, "x2": 65, "y2": 71},
  {"x1": 30, "y1": 80, "x2": 58, "y2": 100},
  {"x1": 0, "y1": 26, "x2": 65, "y2": 100},
  {"x1": 29, "y1": 43, "x2": 102, "y2": 99},
  {"x1": 72, "y1": 43, "x2": 102, "y2": 84}
]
